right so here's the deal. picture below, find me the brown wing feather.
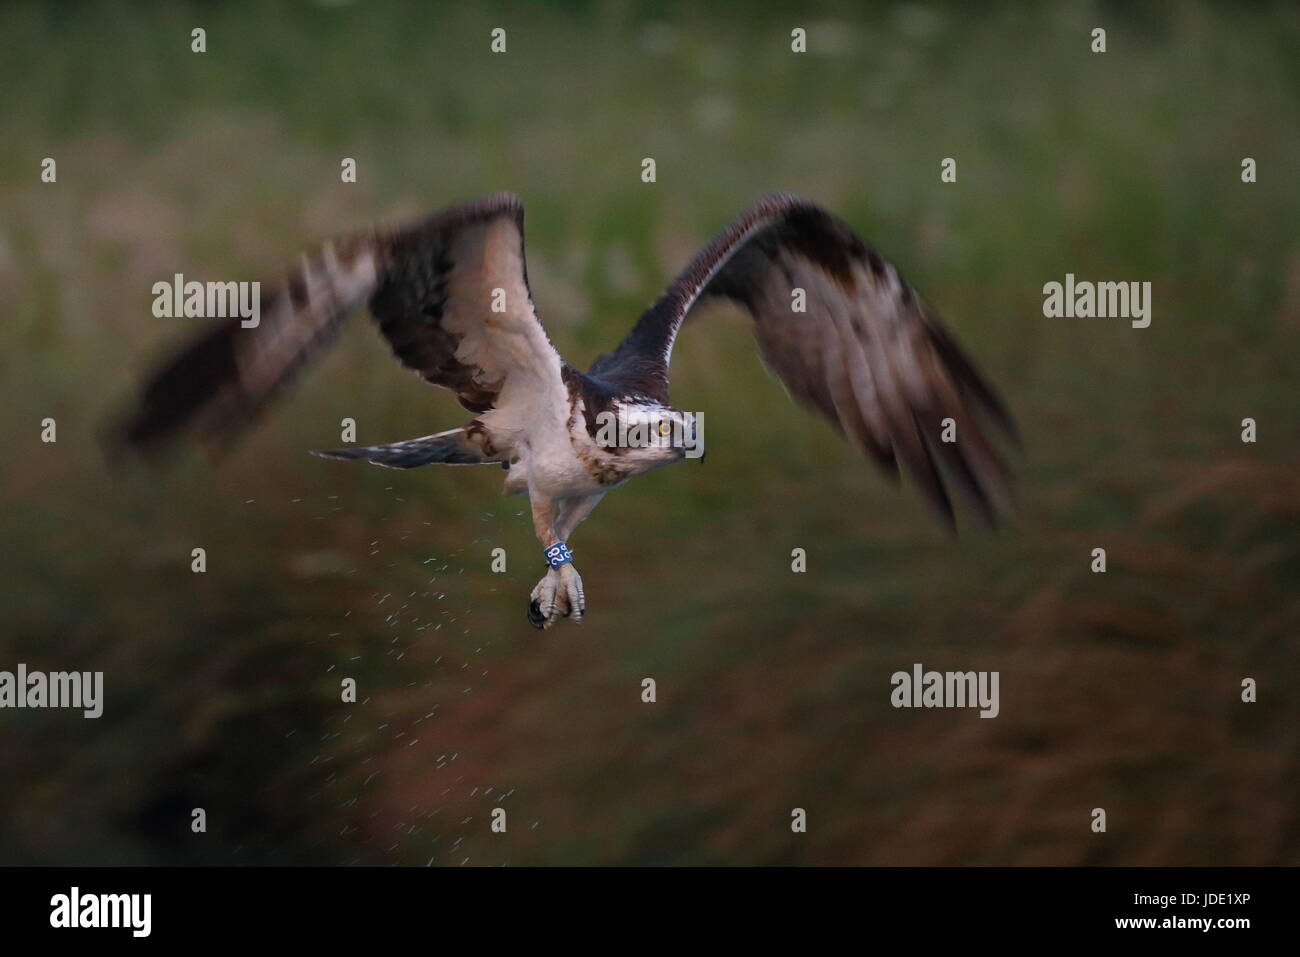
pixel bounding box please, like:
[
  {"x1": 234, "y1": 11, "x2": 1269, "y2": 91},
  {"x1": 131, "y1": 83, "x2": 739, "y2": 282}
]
[
  {"x1": 110, "y1": 193, "x2": 551, "y2": 457},
  {"x1": 591, "y1": 193, "x2": 1017, "y2": 527}
]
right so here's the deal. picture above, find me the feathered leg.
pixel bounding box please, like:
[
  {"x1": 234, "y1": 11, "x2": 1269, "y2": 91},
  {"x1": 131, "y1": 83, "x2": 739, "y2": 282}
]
[{"x1": 527, "y1": 493, "x2": 603, "y2": 629}]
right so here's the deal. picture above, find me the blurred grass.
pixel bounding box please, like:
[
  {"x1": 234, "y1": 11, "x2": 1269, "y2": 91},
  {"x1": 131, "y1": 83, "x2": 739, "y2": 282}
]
[{"x1": 0, "y1": 0, "x2": 1298, "y2": 864}]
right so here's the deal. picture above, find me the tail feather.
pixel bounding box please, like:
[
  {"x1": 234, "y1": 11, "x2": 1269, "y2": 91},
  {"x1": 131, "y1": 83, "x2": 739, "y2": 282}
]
[{"x1": 311, "y1": 428, "x2": 492, "y2": 469}]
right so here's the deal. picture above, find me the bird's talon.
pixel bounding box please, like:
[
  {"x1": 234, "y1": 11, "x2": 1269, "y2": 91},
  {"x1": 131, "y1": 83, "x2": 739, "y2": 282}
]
[{"x1": 529, "y1": 564, "x2": 585, "y2": 628}]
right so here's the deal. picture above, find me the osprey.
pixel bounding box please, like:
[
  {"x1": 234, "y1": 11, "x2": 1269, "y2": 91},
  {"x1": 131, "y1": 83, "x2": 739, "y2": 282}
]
[{"x1": 113, "y1": 193, "x2": 1017, "y2": 629}]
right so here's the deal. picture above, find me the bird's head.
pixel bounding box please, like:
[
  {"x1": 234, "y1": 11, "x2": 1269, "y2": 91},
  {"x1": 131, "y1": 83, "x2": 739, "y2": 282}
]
[{"x1": 600, "y1": 402, "x2": 705, "y2": 471}]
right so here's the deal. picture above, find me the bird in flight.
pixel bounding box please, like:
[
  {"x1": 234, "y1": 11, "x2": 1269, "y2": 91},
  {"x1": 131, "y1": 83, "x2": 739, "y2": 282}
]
[{"x1": 112, "y1": 193, "x2": 1017, "y2": 629}]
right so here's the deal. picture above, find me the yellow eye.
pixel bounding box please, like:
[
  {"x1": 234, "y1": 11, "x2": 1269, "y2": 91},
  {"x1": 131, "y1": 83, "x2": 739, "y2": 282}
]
[{"x1": 658, "y1": 421, "x2": 671, "y2": 436}]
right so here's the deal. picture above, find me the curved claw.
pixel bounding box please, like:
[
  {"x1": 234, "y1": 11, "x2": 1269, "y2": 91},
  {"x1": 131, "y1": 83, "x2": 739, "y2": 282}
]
[{"x1": 527, "y1": 599, "x2": 547, "y2": 630}]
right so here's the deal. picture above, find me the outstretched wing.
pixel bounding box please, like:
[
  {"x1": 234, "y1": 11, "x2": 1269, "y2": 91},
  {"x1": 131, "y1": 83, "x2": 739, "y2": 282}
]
[
  {"x1": 589, "y1": 193, "x2": 1018, "y2": 528},
  {"x1": 110, "y1": 193, "x2": 559, "y2": 457}
]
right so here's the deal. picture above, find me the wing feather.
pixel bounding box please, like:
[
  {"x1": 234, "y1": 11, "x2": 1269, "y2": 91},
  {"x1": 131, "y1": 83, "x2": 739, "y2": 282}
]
[
  {"x1": 590, "y1": 193, "x2": 1016, "y2": 526},
  {"x1": 111, "y1": 194, "x2": 558, "y2": 457}
]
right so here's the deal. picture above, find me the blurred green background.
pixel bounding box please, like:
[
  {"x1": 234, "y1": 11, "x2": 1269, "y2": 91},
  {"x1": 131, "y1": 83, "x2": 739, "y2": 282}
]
[{"x1": 1, "y1": 0, "x2": 1298, "y2": 865}]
